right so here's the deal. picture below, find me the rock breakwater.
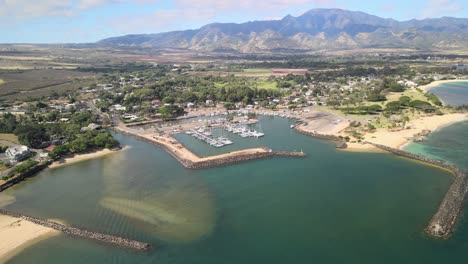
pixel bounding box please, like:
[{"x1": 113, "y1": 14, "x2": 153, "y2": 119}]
[
  {"x1": 367, "y1": 142, "x2": 468, "y2": 238},
  {"x1": 0, "y1": 209, "x2": 151, "y2": 250}
]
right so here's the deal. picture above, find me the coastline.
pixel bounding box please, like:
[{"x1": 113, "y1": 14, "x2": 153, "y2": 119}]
[
  {"x1": 49, "y1": 147, "x2": 126, "y2": 169},
  {"x1": 419, "y1": 79, "x2": 468, "y2": 92},
  {"x1": 338, "y1": 113, "x2": 467, "y2": 152},
  {"x1": 0, "y1": 214, "x2": 59, "y2": 263}
]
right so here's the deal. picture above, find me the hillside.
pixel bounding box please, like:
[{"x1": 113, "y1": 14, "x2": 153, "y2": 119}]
[{"x1": 98, "y1": 8, "x2": 468, "y2": 52}]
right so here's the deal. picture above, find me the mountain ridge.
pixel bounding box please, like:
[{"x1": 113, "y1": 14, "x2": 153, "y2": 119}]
[{"x1": 98, "y1": 8, "x2": 468, "y2": 52}]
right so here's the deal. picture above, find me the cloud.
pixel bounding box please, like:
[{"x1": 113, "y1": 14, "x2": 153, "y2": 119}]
[
  {"x1": 174, "y1": 0, "x2": 334, "y2": 12},
  {"x1": 0, "y1": 0, "x2": 160, "y2": 18},
  {"x1": 0, "y1": 0, "x2": 74, "y2": 18},
  {"x1": 76, "y1": 0, "x2": 159, "y2": 10},
  {"x1": 108, "y1": 8, "x2": 216, "y2": 33},
  {"x1": 420, "y1": 0, "x2": 464, "y2": 18}
]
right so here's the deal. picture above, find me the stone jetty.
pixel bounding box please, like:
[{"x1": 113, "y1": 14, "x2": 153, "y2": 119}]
[
  {"x1": 113, "y1": 127, "x2": 306, "y2": 169},
  {"x1": 0, "y1": 209, "x2": 151, "y2": 250},
  {"x1": 293, "y1": 125, "x2": 345, "y2": 143},
  {"x1": 367, "y1": 142, "x2": 468, "y2": 238}
]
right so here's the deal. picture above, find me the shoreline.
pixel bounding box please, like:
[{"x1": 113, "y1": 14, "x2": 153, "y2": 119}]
[
  {"x1": 418, "y1": 79, "x2": 468, "y2": 92},
  {"x1": 337, "y1": 113, "x2": 467, "y2": 152},
  {"x1": 0, "y1": 214, "x2": 59, "y2": 263},
  {"x1": 49, "y1": 147, "x2": 127, "y2": 169}
]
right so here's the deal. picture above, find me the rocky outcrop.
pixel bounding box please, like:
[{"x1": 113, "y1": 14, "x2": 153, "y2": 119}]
[{"x1": 0, "y1": 209, "x2": 151, "y2": 251}]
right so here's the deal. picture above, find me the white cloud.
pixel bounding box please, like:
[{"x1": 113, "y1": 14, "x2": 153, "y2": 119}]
[
  {"x1": 175, "y1": 0, "x2": 334, "y2": 13},
  {"x1": 421, "y1": 0, "x2": 463, "y2": 18},
  {"x1": 0, "y1": 0, "x2": 160, "y2": 18},
  {"x1": 108, "y1": 8, "x2": 216, "y2": 33},
  {"x1": 0, "y1": 0, "x2": 74, "y2": 18}
]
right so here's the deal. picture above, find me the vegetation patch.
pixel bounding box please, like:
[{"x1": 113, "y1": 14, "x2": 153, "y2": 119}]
[
  {"x1": 0, "y1": 133, "x2": 20, "y2": 144},
  {"x1": 243, "y1": 68, "x2": 273, "y2": 74}
]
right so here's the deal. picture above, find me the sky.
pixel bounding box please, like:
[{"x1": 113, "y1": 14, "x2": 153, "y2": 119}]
[{"x1": 0, "y1": 0, "x2": 466, "y2": 43}]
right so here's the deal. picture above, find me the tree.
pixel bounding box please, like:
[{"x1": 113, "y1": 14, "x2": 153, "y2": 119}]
[
  {"x1": 385, "y1": 101, "x2": 401, "y2": 113},
  {"x1": 162, "y1": 96, "x2": 175, "y2": 104},
  {"x1": 0, "y1": 113, "x2": 18, "y2": 133},
  {"x1": 14, "y1": 124, "x2": 49, "y2": 148},
  {"x1": 367, "y1": 93, "x2": 387, "y2": 102},
  {"x1": 398, "y1": 96, "x2": 411, "y2": 106},
  {"x1": 48, "y1": 145, "x2": 70, "y2": 160}
]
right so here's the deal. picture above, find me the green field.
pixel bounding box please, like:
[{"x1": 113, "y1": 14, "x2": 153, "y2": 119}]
[
  {"x1": 243, "y1": 68, "x2": 273, "y2": 74},
  {"x1": 0, "y1": 79, "x2": 4, "y2": 85},
  {"x1": 0, "y1": 69, "x2": 96, "y2": 100},
  {"x1": 256, "y1": 79, "x2": 278, "y2": 90}
]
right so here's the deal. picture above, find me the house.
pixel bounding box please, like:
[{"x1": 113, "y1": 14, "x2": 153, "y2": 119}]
[
  {"x1": 80, "y1": 123, "x2": 102, "y2": 132},
  {"x1": 186, "y1": 102, "x2": 195, "y2": 108},
  {"x1": 5, "y1": 145, "x2": 31, "y2": 162},
  {"x1": 151, "y1": 99, "x2": 161, "y2": 106},
  {"x1": 112, "y1": 104, "x2": 126, "y2": 111},
  {"x1": 44, "y1": 145, "x2": 56, "y2": 152}
]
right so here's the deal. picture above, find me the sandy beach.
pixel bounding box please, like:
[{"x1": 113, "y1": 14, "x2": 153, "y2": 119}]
[
  {"x1": 0, "y1": 214, "x2": 58, "y2": 263},
  {"x1": 343, "y1": 113, "x2": 467, "y2": 151},
  {"x1": 419, "y1": 79, "x2": 468, "y2": 92},
  {"x1": 49, "y1": 148, "x2": 125, "y2": 169}
]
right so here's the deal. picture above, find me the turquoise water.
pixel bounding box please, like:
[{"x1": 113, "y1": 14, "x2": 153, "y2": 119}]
[
  {"x1": 428, "y1": 81, "x2": 468, "y2": 106},
  {"x1": 1, "y1": 117, "x2": 467, "y2": 264},
  {"x1": 405, "y1": 121, "x2": 468, "y2": 170}
]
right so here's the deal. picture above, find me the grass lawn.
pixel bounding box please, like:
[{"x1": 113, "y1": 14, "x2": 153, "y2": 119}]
[
  {"x1": 0, "y1": 79, "x2": 4, "y2": 85},
  {"x1": 386, "y1": 88, "x2": 428, "y2": 102},
  {"x1": 214, "y1": 82, "x2": 226, "y2": 88},
  {"x1": 256, "y1": 79, "x2": 278, "y2": 90},
  {"x1": 0, "y1": 134, "x2": 20, "y2": 145},
  {"x1": 243, "y1": 68, "x2": 273, "y2": 74}
]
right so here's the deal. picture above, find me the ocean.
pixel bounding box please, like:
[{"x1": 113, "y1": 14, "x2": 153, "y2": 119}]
[{"x1": 1, "y1": 116, "x2": 466, "y2": 264}]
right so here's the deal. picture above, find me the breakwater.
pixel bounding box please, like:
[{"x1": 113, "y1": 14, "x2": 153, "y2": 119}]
[
  {"x1": 0, "y1": 209, "x2": 151, "y2": 250},
  {"x1": 0, "y1": 161, "x2": 51, "y2": 192},
  {"x1": 184, "y1": 149, "x2": 306, "y2": 169},
  {"x1": 293, "y1": 125, "x2": 345, "y2": 143},
  {"x1": 366, "y1": 142, "x2": 468, "y2": 238},
  {"x1": 113, "y1": 127, "x2": 306, "y2": 169}
]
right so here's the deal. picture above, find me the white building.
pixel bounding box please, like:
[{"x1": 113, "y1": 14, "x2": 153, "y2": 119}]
[{"x1": 6, "y1": 145, "x2": 31, "y2": 162}]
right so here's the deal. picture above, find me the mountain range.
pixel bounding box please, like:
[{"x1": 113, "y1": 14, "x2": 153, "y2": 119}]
[{"x1": 98, "y1": 8, "x2": 468, "y2": 52}]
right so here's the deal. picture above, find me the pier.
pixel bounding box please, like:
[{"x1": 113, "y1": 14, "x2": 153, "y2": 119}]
[
  {"x1": 0, "y1": 209, "x2": 151, "y2": 251},
  {"x1": 366, "y1": 142, "x2": 468, "y2": 238}
]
